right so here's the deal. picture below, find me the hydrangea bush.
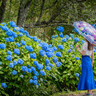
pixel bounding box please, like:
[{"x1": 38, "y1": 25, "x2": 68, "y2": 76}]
[
  {"x1": 50, "y1": 26, "x2": 96, "y2": 90},
  {"x1": 0, "y1": 21, "x2": 62, "y2": 95}
]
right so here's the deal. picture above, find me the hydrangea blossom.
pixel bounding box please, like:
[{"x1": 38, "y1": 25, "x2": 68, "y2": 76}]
[
  {"x1": 33, "y1": 76, "x2": 37, "y2": 80},
  {"x1": 1, "y1": 83, "x2": 7, "y2": 88},
  {"x1": 46, "y1": 52, "x2": 53, "y2": 57},
  {"x1": 46, "y1": 66, "x2": 51, "y2": 71},
  {"x1": 33, "y1": 61, "x2": 38, "y2": 66},
  {"x1": 39, "y1": 50, "x2": 45, "y2": 56},
  {"x1": 53, "y1": 57, "x2": 58, "y2": 63},
  {"x1": 29, "y1": 79, "x2": 33, "y2": 84},
  {"x1": 75, "y1": 57, "x2": 80, "y2": 60},
  {"x1": 0, "y1": 43, "x2": 6, "y2": 49},
  {"x1": 45, "y1": 59, "x2": 49, "y2": 66},
  {"x1": 21, "y1": 40, "x2": 26, "y2": 45},
  {"x1": 62, "y1": 38, "x2": 67, "y2": 42},
  {"x1": 58, "y1": 45, "x2": 63, "y2": 50},
  {"x1": 9, "y1": 63, "x2": 14, "y2": 68},
  {"x1": 57, "y1": 26, "x2": 64, "y2": 32},
  {"x1": 14, "y1": 49, "x2": 20, "y2": 55},
  {"x1": 40, "y1": 70, "x2": 45, "y2": 76},
  {"x1": 59, "y1": 33, "x2": 63, "y2": 38},
  {"x1": 16, "y1": 42, "x2": 21, "y2": 47},
  {"x1": 56, "y1": 62, "x2": 62, "y2": 67},
  {"x1": 75, "y1": 73, "x2": 79, "y2": 77},
  {"x1": 74, "y1": 37, "x2": 79, "y2": 43},
  {"x1": 7, "y1": 51, "x2": 12, "y2": 55},
  {"x1": 12, "y1": 70, "x2": 17, "y2": 75},
  {"x1": 13, "y1": 60, "x2": 17, "y2": 66},
  {"x1": 6, "y1": 55, "x2": 12, "y2": 61},
  {"x1": 30, "y1": 53, "x2": 36, "y2": 59},
  {"x1": 18, "y1": 59, "x2": 23, "y2": 65},
  {"x1": 9, "y1": 21, "x2": 17, "y2": 28},
  {"x1": 9, "y1": 36, "x2": 15, "y2": 42},
  {"x1": 56, "y1": 52, "x2": 61, "y2": 57}
]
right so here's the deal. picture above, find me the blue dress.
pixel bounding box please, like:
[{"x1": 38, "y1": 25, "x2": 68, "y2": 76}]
[{"x1": 77, "y1": 55, "x2": 96, "y2": 90}]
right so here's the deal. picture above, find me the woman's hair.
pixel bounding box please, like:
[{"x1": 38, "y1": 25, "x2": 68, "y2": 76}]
[{"x1": 86, "y1": 39, "x2": 94, "y2": 50}]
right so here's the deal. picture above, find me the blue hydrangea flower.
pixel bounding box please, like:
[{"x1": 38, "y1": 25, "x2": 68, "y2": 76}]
[
  {"x1": 33, "y1": 61, "x2": 38, "y2": 66},
  {"x1": 59, "y1": 33, "x2": 63, "y2": 38},
  {"x1": 1, "y1": 83, "x2": 7, "y2": 88},
  {"x1": 57, "y1": 26, "x2": 64, "y2": 32},
  {"x1": 68, "y1": 49, "x2": 71, "y2": 53},
  {"x1": 48, "y1": 44, "x2": 52, "y2": 48},
  {"x1": 9, "y1": 63, "x2": 14, "y2": 68},
  {"x1": 40, "y1": 70, "x2": 45, "y2": 76},
  {"x1": 53, "y1": 57, "x2": 58, "y2": 63},
  {"x1": 33, "y1": 80, "x2": 38, "y2": 85},
  {"x1": 5, "y1": 38, "x2": 9, "y2": 42},
  {"x1": 74, "y1": 28, "x2": 79, "y2": 34},
  {"x1": 21, "y1": 40, "x2": 26, "y2": 45},
  {"x1": 49, "y1": 63, "x2": 53, "y2": 68},
  {"x1": 28, "y1": 68, "x2": 32, "y2": 73},
  {"x1": 0, "y1": 61, "x2": 2, "y2": 65},
  {"x1": 12, "y1": 70, "x2": 17, "y2": 75},
  {"x1": 31, "y1": 67, "x2": 36, "y2": 72},
  {"x1": 9, "y1": 36, "x2": 15, "y2": 42},
  {"x1": 18, "y1": 59, "x2": 23, "y2": 65},
  {"x1": 53, "y1": 46, "x2": 57, "y2": 51},
  {"x1": 1, "y1": 26, "x2": 9, "y2": 31},
  {"x1": 18, "y1": 33, "x2": 23, "y2": 37},
  {"x1": 46, "y1": 66, "x2": 51, "y2": 71},
  {"x1": 62, "y1": 38, "x2": 67, "y2": 42},
  {"x1": 0, "y1": 43, "x2": 6, "y2": 49},
  {"x1": 9, "y1": 21, "x2": 17, "y2": 28},
  {"x1": 29, "y1": 79, "x2": 33, "y2": 84},
  {"x1": 73, "y1": 50, "x2": 75, "y2": 52},
  {"x1": 75, "y1": 73, "x2": 79, "y2": 77},
  {"x1": 33, "y1": 76, "x2": 37, "y2": 80},
  {"x1": 81, "y1": 40, "x2": 85, "y2": 44},
  {"x1": 33, "y1": 71, "x2": 39, "y2": 76},
  {"x1": 75, "y1": 57, "x2": 80, "y2": 60},
  {"x1": 7, "y1": 51, "x2": 12, "y2": 55},
  {"x1": 6, "y1": 30, "x2": 13, "y2": 36},
  {"x1": 30, "y1": 53, "x2": 36, "y2": 59},
  {"x1": 39, "y1": 50, "x2": 45, "y2": 56},
  {"x1": 14, "y1": 49, "x2": 20, "y2": 55},
  {"x1": 56, "y1": 62, "x2": 62, "y2": 67},
  {"x1": 45, "y1": 59, "x2": 49, "y2": 66},
  {"x1": 65, "y1": 35, "x2": 69, "y2": 40},
  {"x1": 33, "y1": 36, "x2": 38, "y2": 42},
  {"x1": 58, "y1": 45, "x2": 63, "y2": 50},
  {"x1": 21, "y1": 66, "x2": 28, "y2": 72},
  {"x1": 13, "y1": 60, "x2": 17, "y2": 66},
  {"x1": 6, "y1": 55, "x2": 12, "y2": 61},
  {"x1": 74, "y1": 37, "x2": 79, "y2": 43},
  {"x1": 16, "y1": 42, "x2": 21, "y2": 47},
  {"x1": 12, "y1": 32, "x2": 17, "y2": 38},
  {"x1": 36, "y1": 64, "x2": 43, "y2": 70},
  {"x1": 70, "y1": 45, "x2": 73, "y2": 49},
  {"x1": 56, "y1": 52, "x2": 61, "y2": 57},
  {"x1": 25, "y1": 46, "x2": 33, "y2": 52},
  {"x1": 46, "y1": 52, "x2": 53, "y2": 57}
]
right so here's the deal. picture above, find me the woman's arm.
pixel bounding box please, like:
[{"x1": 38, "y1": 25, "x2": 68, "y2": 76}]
[
  {"x1": 91, "y1": 50, "x2": 94, "y2": 67},
  {"x1": 76, "y1": 45, "x2": 86, "y2": 56}
]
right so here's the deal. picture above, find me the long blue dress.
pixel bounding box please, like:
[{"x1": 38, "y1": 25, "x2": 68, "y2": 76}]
[{"x1": 77, "y1": 55, "x2": 96, "y2": 90}]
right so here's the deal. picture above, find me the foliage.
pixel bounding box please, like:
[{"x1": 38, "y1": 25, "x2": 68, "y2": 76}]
[{"x1": 0, "y1": 21, "x2": 62, "y2": 96}]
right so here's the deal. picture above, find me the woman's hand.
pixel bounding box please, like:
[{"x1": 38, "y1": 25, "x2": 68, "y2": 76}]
[{"x1": 76, "y1": 45, "x2": 79, "y2": 50}]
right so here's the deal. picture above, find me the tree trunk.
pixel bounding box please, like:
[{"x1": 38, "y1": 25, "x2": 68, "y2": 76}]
[
  {"x1": 0, "y1": 0, "x2": 8, "y2": 23},
  {"x1": 17, "y1": 0, "x2": 32, "y2": 26}
]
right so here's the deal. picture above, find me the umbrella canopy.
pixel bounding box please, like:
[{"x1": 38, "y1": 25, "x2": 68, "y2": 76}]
[{"x1": 73, "y1": 21, "x2": 96, "y2": 45}]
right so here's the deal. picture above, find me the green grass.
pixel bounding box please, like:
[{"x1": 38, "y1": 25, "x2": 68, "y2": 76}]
[{"x1": 51, "y1": 89, "x2": 96, "y2": 96}]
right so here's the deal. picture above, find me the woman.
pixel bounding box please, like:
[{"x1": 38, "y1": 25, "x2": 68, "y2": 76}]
[{"x1": 76, "y1": 38, "x2": 96, "y2": 95}]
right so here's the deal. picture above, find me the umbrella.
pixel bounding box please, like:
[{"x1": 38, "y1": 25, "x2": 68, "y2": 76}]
[{"x1": 73, "y1": 21, "x2": 96, "y2": 45}]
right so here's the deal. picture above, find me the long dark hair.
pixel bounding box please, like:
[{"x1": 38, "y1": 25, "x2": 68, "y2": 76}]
[{"x1": 86, "y1": 39, "x2": 94, "y2": 50}]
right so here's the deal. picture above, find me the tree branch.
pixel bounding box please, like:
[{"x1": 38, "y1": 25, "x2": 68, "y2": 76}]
[
  {"x1": 35, "y1": 0, "x2": 45, "y2": 25},
  {"x1": 44, "y1": 0, "x2": 58, "y2": 10}
]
